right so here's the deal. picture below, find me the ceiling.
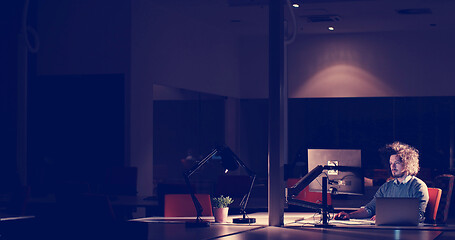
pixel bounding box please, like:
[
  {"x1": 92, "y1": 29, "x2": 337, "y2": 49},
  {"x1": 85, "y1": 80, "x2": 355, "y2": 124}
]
[
  {"x1": 288, "y1": 0, "x2": 455, "y2": 34},
  {"x1": 171, "y1": 0, "x2": 455, "y2": 35}
]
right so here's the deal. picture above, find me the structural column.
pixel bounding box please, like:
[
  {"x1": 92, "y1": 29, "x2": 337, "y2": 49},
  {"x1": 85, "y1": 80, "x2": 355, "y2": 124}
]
[{"x1": 268, "y1": 0, "x2": 285, "y2": 227}]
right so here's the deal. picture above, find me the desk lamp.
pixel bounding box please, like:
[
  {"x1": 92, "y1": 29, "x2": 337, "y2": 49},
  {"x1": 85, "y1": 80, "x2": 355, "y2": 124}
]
[
  {"x1": 285, "y1": 165, "x2": 362, "y2": 227},
  {"x1": 183, "y1": 145, "x2": 256, "y2": 228}
]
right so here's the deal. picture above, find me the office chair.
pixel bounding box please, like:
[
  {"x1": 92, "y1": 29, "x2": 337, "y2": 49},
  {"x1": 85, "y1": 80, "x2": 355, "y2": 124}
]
[
  {"x1": 434, "y1": 174, "x2": 454, "y2": 223},
  {"x1": 425, "y1": 187, "x2": 442, "y2": 224}
]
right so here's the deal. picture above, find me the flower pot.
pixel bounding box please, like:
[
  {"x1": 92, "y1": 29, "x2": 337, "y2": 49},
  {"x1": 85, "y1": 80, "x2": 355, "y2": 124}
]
[{"x1": 213, "y1": 207, "x2": 229, "y2": 223}]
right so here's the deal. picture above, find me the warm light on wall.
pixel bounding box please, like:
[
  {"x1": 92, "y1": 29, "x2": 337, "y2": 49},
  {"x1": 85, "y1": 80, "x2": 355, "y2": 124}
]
[{"x1": 291, "y1": 64, "x2": 396, "y2": 98}]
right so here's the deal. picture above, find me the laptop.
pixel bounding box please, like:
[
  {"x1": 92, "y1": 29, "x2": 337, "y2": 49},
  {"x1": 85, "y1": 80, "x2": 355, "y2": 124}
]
[{"x1": 375, "y1": 197, "x2": 420, "y2": 226}]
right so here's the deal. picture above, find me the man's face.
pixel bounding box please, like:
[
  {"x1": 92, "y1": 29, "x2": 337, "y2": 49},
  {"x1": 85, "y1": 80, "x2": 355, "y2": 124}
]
[{"x1": 389, "y1": 154, "x2": 406, "y2": 178}]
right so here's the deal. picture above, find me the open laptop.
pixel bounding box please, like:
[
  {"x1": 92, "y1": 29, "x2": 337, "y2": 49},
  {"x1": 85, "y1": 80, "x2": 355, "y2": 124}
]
[{"x1": 375, "y1": 197, "x2": 420, "y2": 226}]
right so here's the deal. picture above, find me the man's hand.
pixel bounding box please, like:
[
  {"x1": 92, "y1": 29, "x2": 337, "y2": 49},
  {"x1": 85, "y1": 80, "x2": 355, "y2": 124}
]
[{"x1": 334, "y1": 211, "x2": 350, "y2": 220}]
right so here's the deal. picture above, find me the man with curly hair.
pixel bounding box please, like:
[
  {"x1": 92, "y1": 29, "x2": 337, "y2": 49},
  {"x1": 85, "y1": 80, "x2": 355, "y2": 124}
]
[{"x1": 335, "y1": 141, "x2": 429, "y2": 222}]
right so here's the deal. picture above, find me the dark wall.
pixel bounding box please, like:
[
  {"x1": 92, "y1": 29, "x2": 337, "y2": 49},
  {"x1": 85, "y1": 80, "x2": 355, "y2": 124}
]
[
  {"x1": 210, "y1": 97, "x2": 454, "y2": 183},
  {"x1": 28, "y1": 74, "x2": 125, "y2": 194},
  {"x1": 153, "y1": 99, "x2": 225, "y2": 183},
  {"x1": 0, "y1": 1, "x2": 24, "y2": 192},
  {"x1": 288, "y1": 97, "x2": 454, "y2": 180},
  {"x1": 239, "y1": 99, "x2": 269, "y2": 179}
]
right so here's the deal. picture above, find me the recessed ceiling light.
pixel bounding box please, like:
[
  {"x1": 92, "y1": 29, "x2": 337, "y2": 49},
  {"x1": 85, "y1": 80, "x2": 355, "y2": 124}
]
[
  {"x1": 292, "y1": 3, "x2": 299, "y2": 8},
  {"x1": 328, "y1": 26, "x2": 335, "y2": 31}
]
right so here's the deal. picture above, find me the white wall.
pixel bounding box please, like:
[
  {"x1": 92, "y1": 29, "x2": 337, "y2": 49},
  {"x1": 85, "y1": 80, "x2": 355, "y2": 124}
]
[
  {"x1": 237, "y1": 30, "x2": 455, "y2": 99},
  {"x1": 132, "y1": 1, "x2": 241, "y2": 98},
  {"x1": 36, "y1": 2, "x2": 455, "y2": 99},
  {"x1": 237, "y1": 35, "x2": 269, "y2": 99},
  {"x1": 287, "y1": 31, "x2": 455, "y2": 98}
]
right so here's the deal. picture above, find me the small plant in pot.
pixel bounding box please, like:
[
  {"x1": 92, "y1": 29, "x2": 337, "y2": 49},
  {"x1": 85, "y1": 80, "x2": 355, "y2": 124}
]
[{"x1": 212, "y1": 195, "x2": 233, "y2": 223}]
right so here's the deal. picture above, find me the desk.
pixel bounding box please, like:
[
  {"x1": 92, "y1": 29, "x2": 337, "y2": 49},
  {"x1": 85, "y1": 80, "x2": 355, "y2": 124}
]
[
  {"x1": 130, "y1": 212, "x2": 455, "y2": 240},
  {"x1": 215, "y1": 226, "x2": 442, "y2": 240},
  {"x1": 129, "y1": 221, "x2": 263, "y2": 240},
  {"x1": 130, "y1": 212, "x2": 311, "y2": 225}
]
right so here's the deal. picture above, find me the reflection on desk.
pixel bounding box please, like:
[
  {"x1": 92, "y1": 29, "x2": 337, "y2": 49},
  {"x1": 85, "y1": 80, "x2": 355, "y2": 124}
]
[
  {"x1": 129, "y1": 212, "x2": 455, "y2": 240},
  {"x1": 131, "y1": 212, "x2": 313, "y2": 226},
  {"x1": 218, "y1": 226, "x2": 443, "y2": 240},
  {"x1": 129, "y1": 221, "x2": 264, "y2": 240}
]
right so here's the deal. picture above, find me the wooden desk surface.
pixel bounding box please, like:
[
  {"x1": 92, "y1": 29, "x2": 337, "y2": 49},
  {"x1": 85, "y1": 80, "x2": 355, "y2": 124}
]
[
  {"x1": 131, "y1": 222, "x2": 263, "y2": 240},
  {"x1": 215, "y1": 226, "x2": 443, "y2": 240},
  {"x1": 130, "y1": 212, "x2": 455, "y2": 240},
  {"x1": 131, "y1": 212, "x2": 310, "y2": 225}
]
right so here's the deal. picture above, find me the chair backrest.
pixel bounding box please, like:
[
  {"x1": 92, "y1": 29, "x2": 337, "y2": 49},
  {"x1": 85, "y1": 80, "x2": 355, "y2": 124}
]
[
  {"x1": 286, "y1": 178, "x2": 332, "y2": 205},
  {"x1": 157, "y1": 183, "x2": 190, "y2": 216},
  {"x1": 425, "y1": 187, "x2": 442, "y2": 223},
  {"x1": 164, "y1": 194, "x2": 213, "y2": 217},
  {"x1": 433, "y1": 174, "x2": 454, "y2": 223}
]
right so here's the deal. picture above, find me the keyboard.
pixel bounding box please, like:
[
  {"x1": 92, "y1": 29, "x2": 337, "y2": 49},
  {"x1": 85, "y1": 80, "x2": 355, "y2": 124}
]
[{"x1": 330, "y1": 219, "x2": 375, "y2": 225}]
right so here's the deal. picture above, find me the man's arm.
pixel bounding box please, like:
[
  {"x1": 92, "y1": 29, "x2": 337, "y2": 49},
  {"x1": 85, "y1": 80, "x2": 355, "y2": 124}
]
[
  {"x1": 335, "y1": 208, "x2": 371, "y2": 220},
  {"x1": 413, "y1": 178, "x2": 429, "y2": 222},
  {"x1": 335, "y1": 179, "x2": 388, "y2": 220}
]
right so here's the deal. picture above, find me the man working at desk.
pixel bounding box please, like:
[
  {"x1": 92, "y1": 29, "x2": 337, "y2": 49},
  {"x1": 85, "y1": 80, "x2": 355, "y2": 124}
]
[{"x1": 335, "y1": 141, "x2": 429, "y2": 222}]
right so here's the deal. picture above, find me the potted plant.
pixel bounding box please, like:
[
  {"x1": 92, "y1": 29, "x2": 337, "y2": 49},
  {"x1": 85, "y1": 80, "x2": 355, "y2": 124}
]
[{"x1": 211, "y1": 195, "x2": 233, "y2": 223}]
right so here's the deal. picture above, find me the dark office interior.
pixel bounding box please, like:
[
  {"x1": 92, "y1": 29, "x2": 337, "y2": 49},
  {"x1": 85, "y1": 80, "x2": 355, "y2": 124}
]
[{"x1": 2, "y1": 0, "x2": 455, "y2": 239}]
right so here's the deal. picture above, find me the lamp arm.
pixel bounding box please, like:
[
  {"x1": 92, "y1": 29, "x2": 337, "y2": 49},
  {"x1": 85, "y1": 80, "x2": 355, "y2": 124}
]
[
  {"x1": 185, "y1": 148, "x2": 219, "y2": 178},
  {"x1": 286, "y1": 165, "x2": 362, "y2": 200},
  {"x1": 230, "y1": 150, "x2": 255, "y2": 177},
  {"x1": 239, "y1": 174, "x2": 256, "y2": 213},
  {"x1": 183, "y1": 172, "x2": 204, "y2": 220},
  {"x1": 182, "y1": 148, "x2": 219, "y2": 222},
  {"x1": 287, "y1": 165, "x2": 325, "y2": 197},
  {"x1": 228, "y1": 149, "x2": 256, "y2": 213}
]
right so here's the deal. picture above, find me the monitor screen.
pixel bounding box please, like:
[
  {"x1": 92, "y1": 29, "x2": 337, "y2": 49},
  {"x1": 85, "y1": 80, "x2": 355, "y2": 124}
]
[{"x1": 307, "y1": 149, "x2": 363, "y2": 195}]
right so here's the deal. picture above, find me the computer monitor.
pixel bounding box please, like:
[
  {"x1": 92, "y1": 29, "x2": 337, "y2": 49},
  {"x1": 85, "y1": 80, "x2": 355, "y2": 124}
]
[{"x1": 307, "y1": 149, "x2": 363, "y2": 195}]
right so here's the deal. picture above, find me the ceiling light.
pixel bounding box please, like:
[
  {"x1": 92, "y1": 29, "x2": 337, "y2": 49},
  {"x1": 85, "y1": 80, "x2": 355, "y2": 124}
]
[
  {"x1": 328, "y1": 26, "x2": 334, "y2": 31},
  {"x1": 292, "y1": 3, "x2": 299, "y2": 8}
]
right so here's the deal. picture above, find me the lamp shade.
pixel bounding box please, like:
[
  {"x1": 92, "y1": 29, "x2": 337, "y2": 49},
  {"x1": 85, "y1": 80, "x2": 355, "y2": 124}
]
[{"x1": 216, "y1": 147, "x2": 239, "y2": 172}]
